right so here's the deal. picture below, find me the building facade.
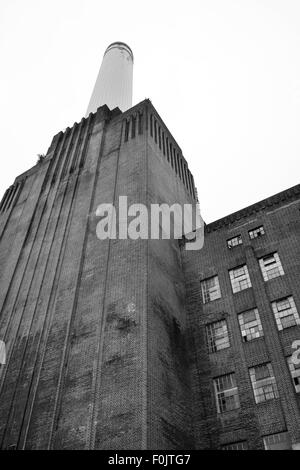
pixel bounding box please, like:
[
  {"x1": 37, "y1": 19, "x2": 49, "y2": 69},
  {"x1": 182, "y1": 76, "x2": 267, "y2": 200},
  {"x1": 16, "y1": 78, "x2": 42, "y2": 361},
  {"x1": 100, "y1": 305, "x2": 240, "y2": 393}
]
[
  {"x1": 0, "y1": 99, "x2": 299, "y2": 449},
  {"x1": 183, "y1": 184, "x2": 300, "y2": 450}
]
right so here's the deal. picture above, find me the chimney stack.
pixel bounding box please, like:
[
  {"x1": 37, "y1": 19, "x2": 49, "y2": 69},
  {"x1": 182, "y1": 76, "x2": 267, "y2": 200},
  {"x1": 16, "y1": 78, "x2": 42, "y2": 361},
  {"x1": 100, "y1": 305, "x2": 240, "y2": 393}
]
[{"x1": 86, "y1": 42, "x2": 134, "y2": 116}]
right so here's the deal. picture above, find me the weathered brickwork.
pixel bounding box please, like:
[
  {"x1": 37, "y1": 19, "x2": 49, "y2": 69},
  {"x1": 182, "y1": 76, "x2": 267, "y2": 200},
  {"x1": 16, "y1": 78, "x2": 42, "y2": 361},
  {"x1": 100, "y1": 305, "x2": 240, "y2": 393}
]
[
  {"x1": 0, "y1": 97, "x2": 299, "y2": 450},
  {"x1": 0, "y1": 100, "x2": 195, "y2": 449},
  {"x1": 183, "y1": 185, "x2": 300, "y2": 449}
]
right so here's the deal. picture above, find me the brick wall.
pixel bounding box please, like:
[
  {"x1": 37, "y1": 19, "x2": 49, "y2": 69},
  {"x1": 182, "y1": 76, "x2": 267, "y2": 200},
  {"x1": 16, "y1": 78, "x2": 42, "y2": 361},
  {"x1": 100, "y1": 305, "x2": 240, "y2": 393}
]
[
  {"x1": 0, "y1": 100, "x2": 196, "y2": 449},
  {"x1": 183, "y1": 185, "x2": 300, "y2": 449}
]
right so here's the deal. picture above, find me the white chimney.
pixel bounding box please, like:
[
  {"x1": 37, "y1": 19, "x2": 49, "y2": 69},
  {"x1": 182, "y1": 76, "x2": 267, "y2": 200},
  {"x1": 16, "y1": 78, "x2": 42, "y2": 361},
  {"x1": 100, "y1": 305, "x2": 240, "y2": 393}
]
[{"x1": 86, "y1": 42, "x2": 133, "y2": 116}]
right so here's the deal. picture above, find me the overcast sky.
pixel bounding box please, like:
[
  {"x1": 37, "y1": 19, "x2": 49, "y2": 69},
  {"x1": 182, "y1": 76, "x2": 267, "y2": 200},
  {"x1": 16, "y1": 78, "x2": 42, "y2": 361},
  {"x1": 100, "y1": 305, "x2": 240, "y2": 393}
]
[{"x1": 0, "y1": 0, "x2": 299, "y2": 222}]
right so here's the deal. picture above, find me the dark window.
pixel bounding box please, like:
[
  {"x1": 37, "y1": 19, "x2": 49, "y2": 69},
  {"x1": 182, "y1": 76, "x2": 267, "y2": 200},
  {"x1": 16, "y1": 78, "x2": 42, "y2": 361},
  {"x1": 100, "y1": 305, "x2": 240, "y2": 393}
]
[
  {"x1": 249, "y1": 226, "x2": 265, "y2": 239},
  {"x1": 206, "y1": 320, "x2": 230, "y2": 353},
  {"x1": 214, "y1": 373, "x2": 240, "y2": 413}
]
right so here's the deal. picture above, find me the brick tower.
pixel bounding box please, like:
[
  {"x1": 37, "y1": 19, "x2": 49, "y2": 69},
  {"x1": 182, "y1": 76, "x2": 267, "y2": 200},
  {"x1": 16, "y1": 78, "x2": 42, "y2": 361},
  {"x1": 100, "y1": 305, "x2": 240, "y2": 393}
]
[{"x1": 0, "y1": 100, "x2": 197, "y2": 449}]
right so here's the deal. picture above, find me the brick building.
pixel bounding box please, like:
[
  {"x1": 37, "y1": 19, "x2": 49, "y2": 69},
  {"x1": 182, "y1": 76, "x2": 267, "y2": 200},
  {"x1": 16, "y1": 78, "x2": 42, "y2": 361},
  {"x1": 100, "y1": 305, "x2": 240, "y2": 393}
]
[
  {"x1": 0, "y1": 99, "x2": 299, "y2": 449},
  {"x1": 183, "y1": 183, "x2": 300, "y2": 450}
]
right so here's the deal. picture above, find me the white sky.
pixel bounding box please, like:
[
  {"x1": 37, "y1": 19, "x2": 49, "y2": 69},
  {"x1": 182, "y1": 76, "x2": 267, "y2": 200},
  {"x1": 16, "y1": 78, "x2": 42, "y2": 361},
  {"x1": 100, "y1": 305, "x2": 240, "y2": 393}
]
[{"x1": 0, "y1": 0, "x2": 299, "y2": 223}]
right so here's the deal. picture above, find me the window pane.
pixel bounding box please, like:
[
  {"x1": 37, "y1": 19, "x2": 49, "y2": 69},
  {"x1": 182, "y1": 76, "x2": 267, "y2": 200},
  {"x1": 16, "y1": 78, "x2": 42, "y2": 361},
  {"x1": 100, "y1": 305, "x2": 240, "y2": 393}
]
[
  {"x1": 201, "y1": 276, "x2": 221, "y2": 303},
  {"x1": 238, "y1": 308, "x2": 263, "y2": 342},
  {"x1": 263, "y1": 432, "x2": 291, "y2": 450},
  {"x1": 229, "y1": 265, "x2": 252, "y2": 293},
  {"x1": 249, "y1": 363, "x2": 279, "y2": 404},
  {"x1": 287, "y1": 356, "x2": 300, "y2": 393},
  {"x1": 206, "y1": 320, "x2": 230, "y2": 353},
  {"x1": 271, "y1": 296, "x2": 300, "y2": 331},
  {"x1": 222, "y1": 441, "x2": 248, "y2": 450},
  {"x1": 249, "y1": 226, "x2": 265, "y2": 239},
  {"x1": 214, "y1": 373, "x2": 240, "y2": 413},
  {"x1": 259, "y1": 252, "x2": 284, "y2": 281},
  {"x1": 227, "y1": 235, "x2": 242, "y2": 249}
]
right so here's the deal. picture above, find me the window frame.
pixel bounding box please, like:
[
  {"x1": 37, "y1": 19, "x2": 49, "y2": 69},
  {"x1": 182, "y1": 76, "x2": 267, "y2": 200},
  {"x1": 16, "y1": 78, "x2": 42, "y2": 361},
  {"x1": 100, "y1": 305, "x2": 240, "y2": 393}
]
[
  {"x1": 201, "y1": 275, "x2": 221, "y2": 304},
  {"x1": 227, "y1": 235, "x2": 242, "y2": 249},
  {"x1": 249, "y1": 226, "x2": 265, "y2": 239},
  {"x1": 271, "y1": 296, "x2": 300, "y2": 331},
  {"x1": 222, "y1": 441, "x2": 248, "y2": 450},
  {"x1": 263, "y1": 432, "x2": 291, "y2": 450},
  {"x1": 213, "y1": 373, "x2": 240, "y2": 413},
  {"x1": 249, "y1": 363, "x2": 279, "y2": 404},
  {"x1": 238, "y1": 308, "x2": 264, "y2": 342},
  {"x1": 229, "y1": 265, "x2": 252, "y2": 293},
  {"x1": 259, "y1": 252, "x2": 284, "y2": 282},
  {"x1": 206, "y1": 319, "x2": 230, "y2": 353},
  {"x1": 287, "y1": 356, "x2": 300, "y2": 393}
]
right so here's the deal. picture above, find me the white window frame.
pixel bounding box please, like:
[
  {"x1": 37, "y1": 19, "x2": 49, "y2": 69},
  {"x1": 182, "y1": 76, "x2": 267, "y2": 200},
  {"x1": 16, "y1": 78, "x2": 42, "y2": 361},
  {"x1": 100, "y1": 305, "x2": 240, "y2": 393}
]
[
  {"x1": 222, "y1": 441, "x2": 248, "y2": 450},
  {"x1": 229, "y1": 265, "x2": 252, "y2": 293},
  {"x1": 238, "y1": 308, "x2": 264, "y2": 342},
  {"x1": 249, "y1": 363, "x2": 279, "y2": 404},
  {"x1": 287, "y1": 356, "x2": 300, "y2": 393},
  {"x1": 214, "y1": 373, "x2": 240, "y2": 413},
  {"x1": 259, "y1": 252, "x2": 284, "y2": 281},
  {"x1": 201, "y1": 275, "x2": 221, "y2": 304},
  {"x1": 271, "y1": 296, "x2": 300, "y2": 331},
  {"x1": 227, "y1": 235, "x2": 242, "y2": 249},
  {"x1": 206, "y1": 320, "x2": 230, "y2": 353},
  {"x1": 263, "y1": 432, "x2": 291, "y2": 450}
]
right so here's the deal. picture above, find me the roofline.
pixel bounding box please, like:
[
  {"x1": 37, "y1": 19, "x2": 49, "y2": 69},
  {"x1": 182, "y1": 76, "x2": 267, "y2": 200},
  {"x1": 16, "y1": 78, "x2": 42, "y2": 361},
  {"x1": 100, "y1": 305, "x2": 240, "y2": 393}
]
[{"x1": 206, "y1": 184, "x2": 300, "y2": 232}]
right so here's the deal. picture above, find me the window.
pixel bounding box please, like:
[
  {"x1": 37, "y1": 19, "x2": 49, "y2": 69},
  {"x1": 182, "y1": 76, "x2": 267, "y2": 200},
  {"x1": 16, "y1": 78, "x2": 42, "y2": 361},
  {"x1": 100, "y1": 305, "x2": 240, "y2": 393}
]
[
  {"x1": 227, "y1": 235, "x2": 242, "y2": 249},
  {"x1": 229, "y1": 265, "x2": 251, "y2": 293},
  {"x1": 249, "y1": 226, "x2": 265, "y2": 239},
  {"x1": 238, "y1": 308, "x2": 263, "y2": 342},
  {"x1": 206, "y1": 320, "x2": 230, "y2": 353},
  {"x1": 287, "y1": 356, "x2": 300, "y2": 393},
  {"x1": 263, "y1": 432, "x2": 291, "y2": 450},
  {"x1": 201, "y1": 276, "x2": 221, "y2": 303},
  {"x1": 259, "y1": 252, "x2": 284, "y2": 281},
  {"x1": 249, "y1": 363, "x2": 279, "y2": 404},
  {"x1": 271, "y1": 296, "x2": 300, "y2": 331},
  {"x1": 214, "y1": 373, "x2": 240, "y2": 413},
  {"x1": 222, "y1": 441, "x2": 248, "y2": 450}
]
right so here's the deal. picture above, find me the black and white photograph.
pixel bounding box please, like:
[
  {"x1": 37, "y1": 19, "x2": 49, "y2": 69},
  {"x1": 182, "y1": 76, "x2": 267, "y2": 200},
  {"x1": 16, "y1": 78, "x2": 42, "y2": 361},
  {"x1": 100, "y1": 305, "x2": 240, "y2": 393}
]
[{"x1": 0, "y1": 0, "x2": 299, "y2": 456}]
